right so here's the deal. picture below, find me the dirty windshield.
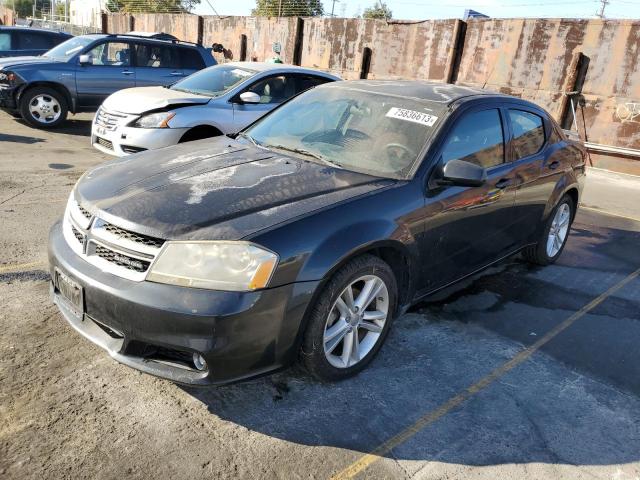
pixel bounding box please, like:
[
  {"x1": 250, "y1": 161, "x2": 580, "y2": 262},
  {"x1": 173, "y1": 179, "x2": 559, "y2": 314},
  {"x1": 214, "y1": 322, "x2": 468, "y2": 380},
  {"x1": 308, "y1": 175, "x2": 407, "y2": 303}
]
[
  {"x1": 244, "y1": 86, "x2": 444, "y2": 179},
  {"x1": 43, "y1": 36, "x2": 94, "y2": 60}
]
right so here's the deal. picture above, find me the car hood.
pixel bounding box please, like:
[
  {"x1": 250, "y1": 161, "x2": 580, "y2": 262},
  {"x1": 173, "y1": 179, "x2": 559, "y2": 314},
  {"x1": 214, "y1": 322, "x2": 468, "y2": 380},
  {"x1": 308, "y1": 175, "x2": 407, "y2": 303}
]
[
  {"x1": 75, "y1": 137, "x2": 393, "y2": 241},
  {"x1": 102, "y1": 86, "x2": 211, "y2": 114},
  {"x1": 0, "y1": 56, "x2": 59, "y2": 69}
]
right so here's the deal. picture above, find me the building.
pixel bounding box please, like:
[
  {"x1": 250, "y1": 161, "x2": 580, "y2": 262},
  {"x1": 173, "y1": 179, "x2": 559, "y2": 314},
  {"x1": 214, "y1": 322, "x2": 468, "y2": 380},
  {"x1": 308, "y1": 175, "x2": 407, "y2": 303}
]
[{"x1": 69, "y1": 0, "x2": 106, "y2": 28}]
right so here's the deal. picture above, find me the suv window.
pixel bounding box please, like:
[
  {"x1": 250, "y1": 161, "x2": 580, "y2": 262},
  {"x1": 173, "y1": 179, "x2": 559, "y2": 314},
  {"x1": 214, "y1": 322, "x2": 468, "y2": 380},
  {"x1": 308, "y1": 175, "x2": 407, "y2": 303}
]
[
  {"x1": 180, "y1": 47, "x2": 205, "y2": 70},
  {"x1": 86, "y1": 41, "x2": 131, "y2": 66},
  {"x1": 135, "y1": 43, "x2": 179, "y2": 68},
  {"x1": 294, "y1": 75, "x2": 331, "y2": 95},
  {"x1": 441, "y1": 109, "x2": 505, "y2": 169},
  {"x1": 15, "y1": 31, "x2": 56, "y2": 50},
  {"x1": 246, "y1": 75, "x2": 294, "y2": 104},
  {"x1": 509, "y1": 109, "x2": 545, "y2": 159},
  {"x1": 0, "y1": 33, "x2": 10, "y2": 51}
]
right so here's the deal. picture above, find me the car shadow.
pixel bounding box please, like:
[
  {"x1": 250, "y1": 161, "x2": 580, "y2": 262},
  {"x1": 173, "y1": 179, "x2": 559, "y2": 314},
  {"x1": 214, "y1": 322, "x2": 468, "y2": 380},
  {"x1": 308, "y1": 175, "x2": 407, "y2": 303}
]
[
  {"x1": 180, "y1": 209, "x2": 640, "y2": 469},
  {"x1": 12, "y1": 117, "x2": 93, "y2": 137},
  {"x1": 0, "y1": 133, "x2": 45, "y2": 144}
]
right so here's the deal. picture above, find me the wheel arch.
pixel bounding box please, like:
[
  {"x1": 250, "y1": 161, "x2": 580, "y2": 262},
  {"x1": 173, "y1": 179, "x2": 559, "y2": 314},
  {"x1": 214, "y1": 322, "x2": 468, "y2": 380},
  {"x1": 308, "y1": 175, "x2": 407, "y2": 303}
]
[
  {"x1": 17, "y1": 82, "x2": 74, "y2": 113},
  {"x1": 179, "y1": 124, "x2": 224, "y2": 143}
]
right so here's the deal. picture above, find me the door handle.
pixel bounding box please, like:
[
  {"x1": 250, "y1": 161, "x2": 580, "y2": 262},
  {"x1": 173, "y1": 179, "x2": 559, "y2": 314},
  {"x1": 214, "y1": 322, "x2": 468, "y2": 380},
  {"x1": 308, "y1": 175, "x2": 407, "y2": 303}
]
[
  {"x1": 495, "y1": 178, "x2": 512, "y2": 189},
  {"x1": 121, "y1": 70, "x2": 133, "y2": 75},
  {"x1": 548, "y1": 160, "x2": 560, "y2": 170}
]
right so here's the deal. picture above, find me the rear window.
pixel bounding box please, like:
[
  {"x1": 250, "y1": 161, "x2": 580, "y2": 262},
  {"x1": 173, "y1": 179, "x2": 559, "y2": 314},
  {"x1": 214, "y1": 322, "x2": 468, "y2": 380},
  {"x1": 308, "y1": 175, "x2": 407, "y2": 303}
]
[
  {"x1": 180, "y1": 47, "x2": 205, "y2": 70},
  {"x1": 0, "y1": 33, "x2": 10, "y2": 51},
  {"x1": 16, "y1": 31, "x2": 57, "y2": 50}
]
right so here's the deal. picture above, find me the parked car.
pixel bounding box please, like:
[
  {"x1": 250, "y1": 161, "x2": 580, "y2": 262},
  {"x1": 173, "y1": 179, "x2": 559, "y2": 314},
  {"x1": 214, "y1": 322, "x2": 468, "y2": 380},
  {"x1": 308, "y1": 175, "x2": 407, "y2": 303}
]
[
  {"x1": 0, "y1": 33, "x2": 215, "y2": 128},
  {"x1": 0, "y1": 26, "x2": 71, "y2": 58},
  {"x1": 91, "y1": 62, "x2": 339, "y2": 156},
  {"x1": 49, "y1": 80, "x2": 586, "y2": 385}
]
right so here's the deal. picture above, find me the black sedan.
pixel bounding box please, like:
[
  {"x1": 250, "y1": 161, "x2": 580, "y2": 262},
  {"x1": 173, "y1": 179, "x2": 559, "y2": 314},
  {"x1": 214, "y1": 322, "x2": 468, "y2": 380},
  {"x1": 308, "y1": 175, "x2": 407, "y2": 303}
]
[{"x1": 48, "y1": 80, "x2": 586, "y2": 385}]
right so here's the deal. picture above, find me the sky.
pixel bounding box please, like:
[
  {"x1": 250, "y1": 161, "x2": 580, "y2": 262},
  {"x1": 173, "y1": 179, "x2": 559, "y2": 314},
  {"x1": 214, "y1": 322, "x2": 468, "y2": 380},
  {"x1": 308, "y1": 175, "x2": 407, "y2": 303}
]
[{"x1": 194, "y1": 0, "x2": 640, "y2": 20}]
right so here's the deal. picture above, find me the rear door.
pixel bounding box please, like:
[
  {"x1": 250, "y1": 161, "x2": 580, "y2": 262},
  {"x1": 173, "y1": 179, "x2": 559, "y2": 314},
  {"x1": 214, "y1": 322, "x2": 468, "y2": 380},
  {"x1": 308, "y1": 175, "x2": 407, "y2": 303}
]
[
  {"x1": 134, "y1": 42, "x2": 183, "y2": 87},
  {"x1": 75, "y1": 40, "x2": 136, "y2": 108},
  {"x1": 418, "y1": 105, "x2": 519, "y2": 292}
]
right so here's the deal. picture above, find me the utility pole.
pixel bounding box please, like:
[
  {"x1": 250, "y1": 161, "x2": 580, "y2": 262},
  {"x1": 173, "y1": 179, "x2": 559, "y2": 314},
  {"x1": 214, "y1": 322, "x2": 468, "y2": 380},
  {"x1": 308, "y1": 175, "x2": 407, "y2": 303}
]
[
  {"x1": 277, "y1": 0, "x2": 282, "y2": 18},
  {"x1": 596, "y1": 0, "x2": 609, "y2": 18},
  {"x1": 331, "y1": 0, "x2": 340, "y2": 17}
]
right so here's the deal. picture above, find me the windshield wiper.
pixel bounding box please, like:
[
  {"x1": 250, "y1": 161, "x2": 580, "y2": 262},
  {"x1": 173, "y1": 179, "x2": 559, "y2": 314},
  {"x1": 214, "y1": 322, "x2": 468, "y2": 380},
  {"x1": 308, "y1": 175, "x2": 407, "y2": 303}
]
[
  {"x1": 265, "y1": 144, "x2": 342, "y2": 168},
  {"x1": 237, "y1": 132, "x2": 264, "y2": 148}
]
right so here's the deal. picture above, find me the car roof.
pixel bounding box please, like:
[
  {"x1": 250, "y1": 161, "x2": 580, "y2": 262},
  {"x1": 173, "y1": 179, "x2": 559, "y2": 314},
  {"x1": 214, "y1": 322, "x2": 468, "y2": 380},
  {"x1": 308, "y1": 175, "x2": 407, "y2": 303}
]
[
  {"x1": 0, "y1": 26, "x2": 71, "y2": 36},
  {"x1": 321, "y1": 80, "x2": 502, "y2": 105},
  {"x1": 223, "y1": 61, "x2": 340, "y2": 78},
  {"x1": 78, "y1": 33, "x2": 201, "y2": 48}
]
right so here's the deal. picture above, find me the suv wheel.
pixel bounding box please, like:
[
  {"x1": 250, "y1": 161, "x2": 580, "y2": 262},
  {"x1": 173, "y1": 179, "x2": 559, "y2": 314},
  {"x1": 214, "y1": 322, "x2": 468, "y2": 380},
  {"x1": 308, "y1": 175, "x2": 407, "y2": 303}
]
[
  {"x1": 20, "y1": 86, "x2": 68, "y2": 129},
  {"x1": 301, "y1": 254, "x2": 397, "y2": 381},
  {"x1": 523, "y1": 194, "x2": 575, "y2": 265}
]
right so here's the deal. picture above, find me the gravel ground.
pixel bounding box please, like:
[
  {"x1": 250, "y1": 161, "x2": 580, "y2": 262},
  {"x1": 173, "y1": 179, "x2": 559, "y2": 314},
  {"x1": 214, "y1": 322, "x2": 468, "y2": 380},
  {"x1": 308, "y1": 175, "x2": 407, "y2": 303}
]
[{"x1": 1, "y1": 111, "x2": 639, "y2": 480}]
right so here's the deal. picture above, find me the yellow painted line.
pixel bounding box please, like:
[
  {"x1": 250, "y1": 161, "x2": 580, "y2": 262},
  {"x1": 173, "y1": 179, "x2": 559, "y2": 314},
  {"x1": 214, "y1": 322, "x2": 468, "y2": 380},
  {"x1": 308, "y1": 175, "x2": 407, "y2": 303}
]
[
  {"x1": 0, "y1": 261, "x2": 46, "y2": 274},
  {"x1": 331, "y1": 266, "x2": 640, "y2": 480},
  {"x1": 579, "y1": 206, "x2": 640, "y2": 224}
]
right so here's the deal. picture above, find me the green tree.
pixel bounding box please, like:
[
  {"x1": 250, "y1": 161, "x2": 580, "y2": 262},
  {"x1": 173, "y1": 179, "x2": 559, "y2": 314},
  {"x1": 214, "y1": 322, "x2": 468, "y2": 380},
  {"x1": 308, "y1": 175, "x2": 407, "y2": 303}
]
[
  {"x1": 13, "y1": 0, "x2": 35, "y2": 18},
  {"x1": 362, "y1": 1, "x2": 392, "y2": 19},
  {"x1": 106, "y1": 0, "x2": 201, "y2": 13},
  {"x1": 252, "y1": 0, "x2": 323, "y2": 17}
]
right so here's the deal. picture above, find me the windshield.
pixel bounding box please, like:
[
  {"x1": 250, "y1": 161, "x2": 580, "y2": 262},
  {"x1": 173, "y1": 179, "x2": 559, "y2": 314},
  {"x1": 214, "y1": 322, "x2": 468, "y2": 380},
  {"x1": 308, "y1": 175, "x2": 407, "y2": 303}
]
[
  {"x1": 43, "y1": 36, "x2": 94, "y2": 60},
  {"x1": 244, "y1": 86, "x2": 444, "y2": 179},
  {"x1": 171, "y1": 65, "x2": 256, "y2": 97}
]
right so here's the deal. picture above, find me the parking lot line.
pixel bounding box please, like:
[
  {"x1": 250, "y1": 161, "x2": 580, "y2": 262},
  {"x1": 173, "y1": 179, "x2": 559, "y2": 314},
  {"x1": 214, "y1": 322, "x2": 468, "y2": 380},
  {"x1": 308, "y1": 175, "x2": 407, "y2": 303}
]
[
  {"x1": 331, "y1": 266, "x2": 640, "y2": 480},
  {"x1": 0, "y1": 261, "x2": 46, "y2": 274}
]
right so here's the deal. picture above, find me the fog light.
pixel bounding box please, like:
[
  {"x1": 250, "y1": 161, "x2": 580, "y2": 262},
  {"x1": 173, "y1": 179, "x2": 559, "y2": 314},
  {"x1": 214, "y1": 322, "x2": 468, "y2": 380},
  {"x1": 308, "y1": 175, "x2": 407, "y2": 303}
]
[{"x1": 193, "y1": 353, "x2": 207, "y2": 371}]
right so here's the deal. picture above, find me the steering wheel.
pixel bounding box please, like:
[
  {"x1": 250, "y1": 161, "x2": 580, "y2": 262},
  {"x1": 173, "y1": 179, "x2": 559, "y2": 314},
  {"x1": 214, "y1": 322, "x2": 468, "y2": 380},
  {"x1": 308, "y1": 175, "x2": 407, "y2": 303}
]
[{"x1": 385, "y1": 143, "x2": 414, "y2": 163}]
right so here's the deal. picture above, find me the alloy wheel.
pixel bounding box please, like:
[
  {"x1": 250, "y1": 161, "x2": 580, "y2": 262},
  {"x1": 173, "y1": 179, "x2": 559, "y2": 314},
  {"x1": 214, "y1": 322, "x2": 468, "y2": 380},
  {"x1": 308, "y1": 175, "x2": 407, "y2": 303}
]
[
  {"x1": 323, "y1": 274, "x2": 389, "y2": 369},
  {"x1": 29, "y1": 94, "x2": 61, "y2": 124},
  {"x1": 547, "y1": 203, "x2": 571, "y2": 257}
]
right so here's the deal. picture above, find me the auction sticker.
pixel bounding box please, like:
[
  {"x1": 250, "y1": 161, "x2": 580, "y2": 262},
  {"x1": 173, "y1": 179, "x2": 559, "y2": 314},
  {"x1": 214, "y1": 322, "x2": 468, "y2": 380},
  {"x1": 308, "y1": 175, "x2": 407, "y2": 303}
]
[{"x1": 386, "y1": 107, "x2": 438, "y2": 127}]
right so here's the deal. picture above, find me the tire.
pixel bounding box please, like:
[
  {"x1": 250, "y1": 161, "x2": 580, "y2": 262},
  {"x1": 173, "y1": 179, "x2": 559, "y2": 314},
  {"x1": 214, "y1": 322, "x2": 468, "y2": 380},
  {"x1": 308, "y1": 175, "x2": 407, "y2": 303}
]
[
  {"x1": 522, "y1": 194, "x2": 575, "y2": 266},
  {"x1": 301, "y1": 254, "x2": 397, "y2": 382},
  {"x1": 8, "y1": 110, "x2": 22, "y2": 119},
  {"x1": 19, "y1": 86, "x2": 68, "y2": 129}
]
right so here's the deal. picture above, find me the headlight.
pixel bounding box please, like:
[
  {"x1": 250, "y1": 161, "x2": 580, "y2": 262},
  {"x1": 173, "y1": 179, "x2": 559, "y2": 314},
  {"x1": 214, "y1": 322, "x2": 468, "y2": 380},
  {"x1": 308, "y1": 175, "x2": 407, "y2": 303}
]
[
  {"x1": 133, "y1": 111, "x2": 176, "y2": 128},
  {"x1": 0, "y1": 71, "x2": 17, "y2": 83},
  {"x1": 146, "y1": 241, "x2": 278, "y2": 291}
]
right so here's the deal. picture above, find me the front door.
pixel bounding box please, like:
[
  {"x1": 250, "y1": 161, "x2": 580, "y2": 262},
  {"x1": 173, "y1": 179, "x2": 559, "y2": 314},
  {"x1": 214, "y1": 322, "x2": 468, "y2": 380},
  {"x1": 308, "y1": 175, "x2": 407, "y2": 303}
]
[
  {"x1": 75, "y1": 41, "x2": 136, "y2": 108},
  {"x1": 418, "y1": 107, "x2": 519, "y2": 293},
  {"x1": 232, "y1": 74, "x2": 294, "y2": 130}
]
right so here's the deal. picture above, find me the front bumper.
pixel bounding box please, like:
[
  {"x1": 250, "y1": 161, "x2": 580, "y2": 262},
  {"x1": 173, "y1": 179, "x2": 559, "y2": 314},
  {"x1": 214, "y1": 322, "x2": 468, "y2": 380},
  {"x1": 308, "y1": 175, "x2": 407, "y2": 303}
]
[
  {"x1": 0, "y1": 84, "x2": 18, "y2": 110},
  {"x1": 48, "y1": 221, "x2": 319, "y2": 385},
  {"x1": 91, "y1": 121, "x2": 188, "y2": 157}
]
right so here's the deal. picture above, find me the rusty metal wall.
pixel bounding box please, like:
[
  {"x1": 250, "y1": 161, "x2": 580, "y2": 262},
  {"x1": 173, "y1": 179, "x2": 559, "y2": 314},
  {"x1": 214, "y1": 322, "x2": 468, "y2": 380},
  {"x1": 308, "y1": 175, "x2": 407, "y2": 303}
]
[
  {"x1": 456, "y1": 18, "x2": 640, "y2": 158},
  {"x1": 299, "y1": 18, "x2": 459, "y2": 80},
  {"x1": 202, "y1": 16, "x2": 300, "y2": 64}
]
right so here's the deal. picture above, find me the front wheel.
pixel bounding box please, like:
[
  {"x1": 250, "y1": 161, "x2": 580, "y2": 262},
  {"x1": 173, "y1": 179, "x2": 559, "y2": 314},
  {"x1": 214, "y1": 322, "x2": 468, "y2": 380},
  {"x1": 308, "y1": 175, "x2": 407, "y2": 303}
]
[
  {"x1": 19, "y1": 86, "x2": 68, "y2": 129},
  {"x1": 523, "y1": 194, "x2": 575, "y2": 265},
  {"x1": 301, "y1": 254, "x2": 397, "y2": 382}
]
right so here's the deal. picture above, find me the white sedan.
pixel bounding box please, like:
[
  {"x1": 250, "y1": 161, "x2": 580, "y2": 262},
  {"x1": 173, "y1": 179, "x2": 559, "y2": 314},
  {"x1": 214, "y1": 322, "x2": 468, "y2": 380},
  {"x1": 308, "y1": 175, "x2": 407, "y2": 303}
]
[{"x1": 91, "y1": 62, "x2": 339, "y2": 156}]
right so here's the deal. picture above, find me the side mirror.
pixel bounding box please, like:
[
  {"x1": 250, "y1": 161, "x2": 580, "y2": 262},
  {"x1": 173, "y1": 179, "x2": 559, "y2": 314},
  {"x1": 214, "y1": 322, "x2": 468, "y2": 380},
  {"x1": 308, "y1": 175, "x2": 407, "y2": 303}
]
[
  {"x1": 78, "y1": 54, "x2": 91, "y2": 65},
  {"x1": 441, "y1": 159, "x2": 486, "y2": 187},
  {"x1": 238, "y1": 91, "x2": 261, "y2": 104}
]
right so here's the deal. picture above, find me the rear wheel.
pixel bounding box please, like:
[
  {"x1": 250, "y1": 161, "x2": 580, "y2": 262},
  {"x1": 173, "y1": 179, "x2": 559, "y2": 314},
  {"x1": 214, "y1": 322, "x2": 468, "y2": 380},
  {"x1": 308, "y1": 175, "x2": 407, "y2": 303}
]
[
  {"x1": 19, "y1": 86, "x2": 68, "y2": 129},
  {"x1": 523, "y1": 194, "x2": 574, "y2": 265},
  {"x1": 301, "y1": 254, "x2": 397, "y2": 382}
]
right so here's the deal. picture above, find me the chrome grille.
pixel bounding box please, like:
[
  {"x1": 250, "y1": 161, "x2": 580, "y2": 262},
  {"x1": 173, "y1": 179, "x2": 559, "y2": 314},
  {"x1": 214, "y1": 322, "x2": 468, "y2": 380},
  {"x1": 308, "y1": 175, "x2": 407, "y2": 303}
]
[
  {"x1": 94, "y1": 245, "x2": 150, "y2": 273},
  {"x1": 78, "y1": 204, "x2": 92, "y2": 221},
  {"x1": 71, "y1": 225, "x2": 84, "y2": 244},
  {"x1": 104, "y1": 223, "x2": 164, "y2": 249},
  {"x1": 95, "y1": 108, "x2": 127, "y2": 132}
]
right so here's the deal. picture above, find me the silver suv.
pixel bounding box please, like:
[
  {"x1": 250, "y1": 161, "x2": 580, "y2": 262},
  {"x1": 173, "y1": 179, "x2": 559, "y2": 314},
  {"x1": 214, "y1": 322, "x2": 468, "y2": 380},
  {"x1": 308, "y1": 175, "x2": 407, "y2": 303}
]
[{"x1": 91, "y1": 62, "x2": 339, "y2": 156}]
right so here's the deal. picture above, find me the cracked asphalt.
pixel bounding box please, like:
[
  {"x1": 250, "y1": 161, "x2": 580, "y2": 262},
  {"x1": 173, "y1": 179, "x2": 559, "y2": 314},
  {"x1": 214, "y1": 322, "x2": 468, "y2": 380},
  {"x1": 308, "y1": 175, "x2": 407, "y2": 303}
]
[{"x1": 1, "y1": 111, "x2": 640, "y2": 480}]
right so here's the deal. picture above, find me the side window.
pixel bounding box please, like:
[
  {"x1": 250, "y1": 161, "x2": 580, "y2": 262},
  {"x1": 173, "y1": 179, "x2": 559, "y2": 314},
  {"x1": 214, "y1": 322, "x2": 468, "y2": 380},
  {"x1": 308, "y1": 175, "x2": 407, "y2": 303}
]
[
  {"x1": 294, "y1": 75, "x2": 331, "y2": 95},
  {"x1": 16, "y1": 32, "x2": 54, "y2": 50},
  {"x1": 509, "y1": 109, "x2": 545, "y2": 159},
  {"x1": 86, "y1": 42, "x2": 131, "y2": 66},
  {"x1": 441, "y1": 109, "x2": 505, "y2": 169},
  {"x1": 0, "y1": 33, "x2": 11, "y2": 51},
  {"x1": 245, "y1": 75, "x2": 295, "y2": 104},
  {"x1": 180, "y1": 48, "x2": 205, "y2": 70},
  {"x1": 135, "y1": 44, "x2": 180, "y2": 68}
]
